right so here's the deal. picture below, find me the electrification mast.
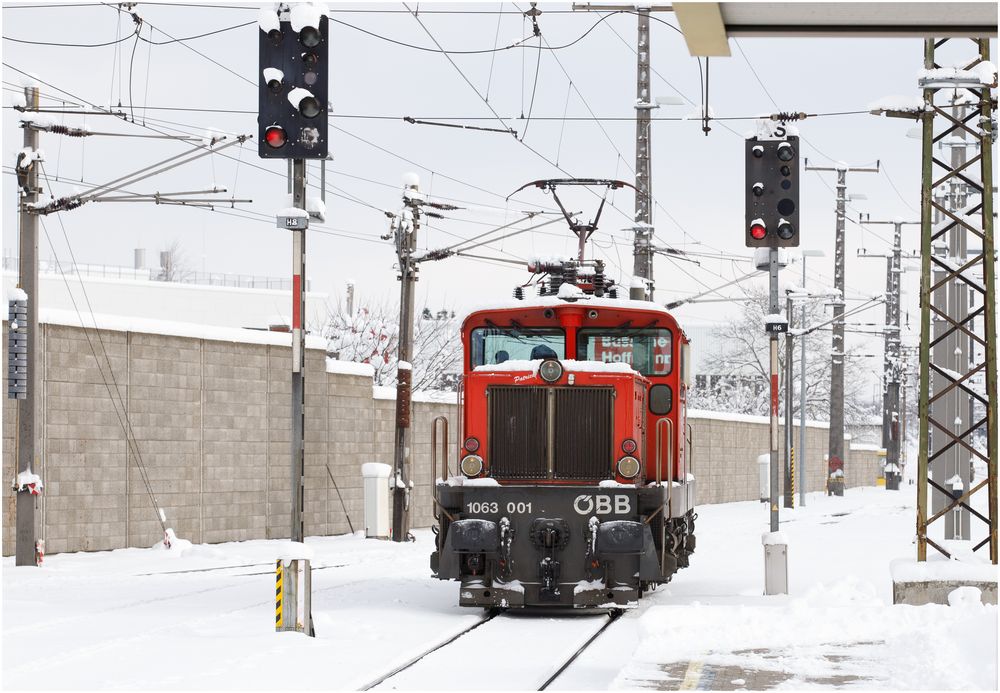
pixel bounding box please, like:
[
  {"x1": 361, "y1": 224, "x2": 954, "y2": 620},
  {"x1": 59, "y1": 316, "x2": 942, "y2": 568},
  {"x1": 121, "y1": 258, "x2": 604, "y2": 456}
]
[
  {"x1": 858, "y1": 219, "x2": 919, "y2": 490},
  {"x1": 804, "y1": 160, "x2": 878, "y2": 494}
]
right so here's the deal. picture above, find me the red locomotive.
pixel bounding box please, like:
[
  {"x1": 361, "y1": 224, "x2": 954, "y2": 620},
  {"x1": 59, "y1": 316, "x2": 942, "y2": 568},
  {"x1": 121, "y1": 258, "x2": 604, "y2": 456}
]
[{"x1": 431, "y1": 257, "x2": 696, "y2": 609}]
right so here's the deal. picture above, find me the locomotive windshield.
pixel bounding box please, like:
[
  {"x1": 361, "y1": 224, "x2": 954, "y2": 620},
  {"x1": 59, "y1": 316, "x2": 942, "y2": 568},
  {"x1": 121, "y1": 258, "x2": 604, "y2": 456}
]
[
  {"x1": 470, "y1": 327, "x2": 565, "y2": 367},
  {"x1": 577, "y1": 328, "x2": 672, "y2": 375}
]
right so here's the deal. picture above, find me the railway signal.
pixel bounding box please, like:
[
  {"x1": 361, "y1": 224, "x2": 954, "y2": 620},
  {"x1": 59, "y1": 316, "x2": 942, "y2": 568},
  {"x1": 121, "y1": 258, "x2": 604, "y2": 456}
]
[
  {"x1": 745, "y1": 135, "x2": 800, "y2": 248},
  {"x1": 258, "y1": 6, "x2": 329, "y2": 159}
]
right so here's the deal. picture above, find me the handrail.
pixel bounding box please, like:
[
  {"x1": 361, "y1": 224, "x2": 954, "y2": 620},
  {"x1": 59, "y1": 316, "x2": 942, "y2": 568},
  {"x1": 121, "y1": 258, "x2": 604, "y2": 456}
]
[
  {"x1": 686, "y1": 422, "x2": 694, "y2": 475},
  {"x1": 654, "y1": 418, "x2": 673, "y2": 488},
  {"x1": 456, "y1": 376, "x2": 464, "y2": 473},
  {"x1": 431, "y1": 416, "x2": 449, "y2": 484}
]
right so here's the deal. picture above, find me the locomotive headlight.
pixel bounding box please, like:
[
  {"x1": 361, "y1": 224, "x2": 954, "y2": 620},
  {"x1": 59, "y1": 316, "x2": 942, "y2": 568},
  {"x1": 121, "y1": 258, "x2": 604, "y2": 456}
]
[
  {"x1": 538, "y1": 359, "x2": 563, "y2": 383},
  {"x1": 617, "y1": 456, "x2": 641, "y2": 479},
  {"x1": 461, "y1": 454, "x2": 484, "y2": 477}
]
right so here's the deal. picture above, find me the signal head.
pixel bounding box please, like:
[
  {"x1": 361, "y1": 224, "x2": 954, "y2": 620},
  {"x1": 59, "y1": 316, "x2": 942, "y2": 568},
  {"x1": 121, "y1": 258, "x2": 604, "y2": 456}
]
[
  {"x1": 259, "y1": 13, "x2": 328, "y2": 159},
  {"x1": 299, "y1": 96, "x2": 321, "y2": 118},
  {"x1": 299, "y1": 25, "x2": 321, "y2": 48},
  {"x1": 746, "y1": 136, "x2": 799, "y2": 247},
  {"x1": 264, "y1": 125, "x2": 287, "y2": 149}
]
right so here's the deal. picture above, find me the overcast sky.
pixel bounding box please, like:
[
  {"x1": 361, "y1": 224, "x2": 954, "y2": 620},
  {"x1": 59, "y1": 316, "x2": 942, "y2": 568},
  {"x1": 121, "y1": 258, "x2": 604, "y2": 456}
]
[{"x1": 3, "y1": 1, "x2": 996, "y2": 394}]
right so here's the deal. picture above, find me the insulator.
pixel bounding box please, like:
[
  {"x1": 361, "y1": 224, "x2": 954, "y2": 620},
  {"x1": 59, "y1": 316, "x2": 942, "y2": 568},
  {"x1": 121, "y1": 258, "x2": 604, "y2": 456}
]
[
  {"x1": 47, "y1": 124, "x2": 88, "y2": 138},
  {"x1": 562, "y1": 263, "x2": 576, "y2": 290},
  {"x1": 593, "y1": 261, "x2": 606, "y2": 298},
  {"x1": 512, "y1": 286, "x2": 524, "y2": 300}
]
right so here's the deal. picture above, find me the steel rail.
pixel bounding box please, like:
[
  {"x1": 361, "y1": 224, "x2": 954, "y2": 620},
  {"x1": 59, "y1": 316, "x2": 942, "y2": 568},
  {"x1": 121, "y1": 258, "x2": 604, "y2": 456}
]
[
  {"x1": 359, "y1": 608, "x2": 624, "y2": 691},
  {"x1": 537, "y1": 609, "x2": 624, "y2": 690},
  {"x1": 358, "y1": 610, "x2": 502, "y2": 690},
  {"x1": 134, "y1": 562, "x2": 348, "y2": 577}
]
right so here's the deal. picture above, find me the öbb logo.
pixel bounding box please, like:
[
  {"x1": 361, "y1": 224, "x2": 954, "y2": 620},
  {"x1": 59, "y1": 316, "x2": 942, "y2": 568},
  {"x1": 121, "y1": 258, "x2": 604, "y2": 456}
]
[{"x1": 573, "y1": 494, "x2": 631, "y2": 515}]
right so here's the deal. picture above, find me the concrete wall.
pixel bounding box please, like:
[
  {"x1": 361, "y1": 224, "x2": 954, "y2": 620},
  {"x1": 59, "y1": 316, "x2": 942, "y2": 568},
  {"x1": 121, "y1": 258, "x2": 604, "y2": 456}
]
[
  {"x1": 2, "y1": 322, "x2": 880, "y2": 556},
  {"x1": 688, "y1": 413, "x2": 881, "y2": 504}
]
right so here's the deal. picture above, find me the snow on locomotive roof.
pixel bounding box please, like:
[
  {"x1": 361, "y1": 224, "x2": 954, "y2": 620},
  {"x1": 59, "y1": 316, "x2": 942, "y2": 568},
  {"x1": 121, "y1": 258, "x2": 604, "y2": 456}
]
[
  {"x1": 465, "y1": 295, "x2": 673, "y2": 316},
  {"x1": 474, "y1": 359, "x2": 639, "y2": 375}
]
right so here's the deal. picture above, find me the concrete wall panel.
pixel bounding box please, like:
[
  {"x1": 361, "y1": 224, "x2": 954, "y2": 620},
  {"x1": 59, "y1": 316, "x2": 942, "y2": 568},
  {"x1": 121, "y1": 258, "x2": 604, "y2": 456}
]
[{"x1": 2, "y1": 321, "x2": 884, "y2": 556}]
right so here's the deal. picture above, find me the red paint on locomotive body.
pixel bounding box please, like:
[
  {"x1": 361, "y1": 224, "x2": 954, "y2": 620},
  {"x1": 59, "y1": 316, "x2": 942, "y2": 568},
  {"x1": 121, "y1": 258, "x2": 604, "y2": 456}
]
[
  {"x1": 432, "y1": 292, "x2": 698, "y2": 609},
  {"x1": 459, "y1": 298, "x2": 690, "y2": 486}
]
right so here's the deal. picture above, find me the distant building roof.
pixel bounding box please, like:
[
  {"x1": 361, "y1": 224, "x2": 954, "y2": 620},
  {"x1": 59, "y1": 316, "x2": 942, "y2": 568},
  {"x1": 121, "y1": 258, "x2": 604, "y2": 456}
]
[{"x1": 2, "y1": 257, "x2": 329, "y2": 332}]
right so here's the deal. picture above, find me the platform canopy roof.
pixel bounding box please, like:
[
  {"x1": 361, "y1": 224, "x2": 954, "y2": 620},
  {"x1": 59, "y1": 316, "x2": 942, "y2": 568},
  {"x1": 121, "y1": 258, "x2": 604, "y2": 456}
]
[{"x1": 665, "y1": 2, "x2": 998, "y2": 56}]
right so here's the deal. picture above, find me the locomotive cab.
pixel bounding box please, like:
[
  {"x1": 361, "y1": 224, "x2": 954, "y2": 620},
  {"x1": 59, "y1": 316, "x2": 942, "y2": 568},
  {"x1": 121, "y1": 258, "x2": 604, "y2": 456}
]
[{"x1": 431, "y1": 292, "x2": 696, "y2": 609}]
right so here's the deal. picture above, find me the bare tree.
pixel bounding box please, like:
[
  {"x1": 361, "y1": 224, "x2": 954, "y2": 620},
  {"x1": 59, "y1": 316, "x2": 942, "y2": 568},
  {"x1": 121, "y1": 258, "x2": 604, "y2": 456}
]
[
  {"x1": 689, "y1": 287, "x2": 877, "y2": 425},
  {"x1": 324, "y1": 289, "x2": 461, "y2": 392},
  {"x1": 324, "y1": 295, "x2": 399, "y2": 385},
  {"x1": 157, "y1": 240, "x2": 193, "y2": 282}
]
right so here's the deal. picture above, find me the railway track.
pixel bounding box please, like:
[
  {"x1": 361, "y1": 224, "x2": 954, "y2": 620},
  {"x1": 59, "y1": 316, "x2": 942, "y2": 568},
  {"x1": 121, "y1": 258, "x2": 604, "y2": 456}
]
[
  {"x1": 136, "y1": 561, "x2": 348, "y2": 578},
  {"x1": 359, "y1": 608, "x2": 624, "y2": 691}
]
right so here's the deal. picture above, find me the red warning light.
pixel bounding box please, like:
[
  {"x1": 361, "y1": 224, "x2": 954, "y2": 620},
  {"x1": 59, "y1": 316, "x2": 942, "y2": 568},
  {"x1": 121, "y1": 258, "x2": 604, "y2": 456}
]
[
  {"x1": 264, "y1": 126, "x2": 287, "y2": 148},
  {"x1": 750, "y1": 223, "x2": 767, "y2": 240}
]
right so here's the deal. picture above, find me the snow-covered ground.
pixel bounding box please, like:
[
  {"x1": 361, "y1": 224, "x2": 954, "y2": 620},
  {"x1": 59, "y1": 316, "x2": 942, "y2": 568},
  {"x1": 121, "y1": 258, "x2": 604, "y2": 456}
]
[{"x1": 3, "y1": 484, "x2": 995, "y2": 690}]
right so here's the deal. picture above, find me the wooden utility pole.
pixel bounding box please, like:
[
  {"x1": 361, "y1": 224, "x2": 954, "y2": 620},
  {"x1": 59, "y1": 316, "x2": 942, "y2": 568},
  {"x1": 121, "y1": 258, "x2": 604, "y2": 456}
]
[{"x1": 391, "y1": 179, "x2": 420, "y2": 542}]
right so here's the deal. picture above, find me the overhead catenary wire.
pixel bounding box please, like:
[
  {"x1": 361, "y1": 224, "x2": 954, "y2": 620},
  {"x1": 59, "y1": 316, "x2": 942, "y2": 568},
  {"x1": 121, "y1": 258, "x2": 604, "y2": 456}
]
[
  {"x1": 101, "y1": 4, "x2": 256, "y2": 88},
  {"x1": 3, "y1": 165, "x2": 524, "y2": 265},
  {"x1": 4, "y1": 6, "x2": 893, "y2": 301},
  {"x1": 1, "y1": 3, "x2": 596, "y2": 11},
  {"x1": 2, "y1": 19, "x2": 254, "y2": 47},
  {"x1": 2, "y1": 65, "x2": 393, "y2": 216},
  {"x1": 326, "y1": 10, "x2": 624, "y2": 55},
  {"x1": 444, "y1": 216, "x2": 567, "y2": 257},
  {"x1": 2, "y1": 101, "x2": 876, "y2": 122},
  {"x1": 36, "y1": 162, "x2": 168, "y2": 534},
  {"x1": 519, "y1": 33, "x2": 544, "y2": 141},
  {"x1": 1, "y1": 68, "x2": 816, "y2": 298},
  {"x1": 484, "y1": 2, "x2": 504, "y2": 101},
  {"x1": 401, "y1": 4, "x2": 645, "y2": 279},
  {"x1": 4, "y1": 64, "x2": 519, "y2": 225}
]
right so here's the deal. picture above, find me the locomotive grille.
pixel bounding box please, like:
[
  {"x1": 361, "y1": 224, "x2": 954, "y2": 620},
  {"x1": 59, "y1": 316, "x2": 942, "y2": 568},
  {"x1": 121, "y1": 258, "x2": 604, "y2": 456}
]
[
  {"x1": 488, "y1": 387, "x2": 548, "y2": 479},
  {"x1": 553, "y1": 387, "x2": 613, "y2": 480},
  {"x1": 487, "y1": 386, "x2": 613, "y2": 481}
]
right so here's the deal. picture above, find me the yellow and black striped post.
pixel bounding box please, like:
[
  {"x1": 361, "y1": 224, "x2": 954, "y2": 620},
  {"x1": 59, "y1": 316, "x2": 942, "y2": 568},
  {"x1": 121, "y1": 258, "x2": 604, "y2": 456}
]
[
  {"x1": 789, "y1": 447, "x2": 795, "y2": 503},
  {"x1": 275, "y1": 560, "x2": 283, "y2": 630},
  {"x1": 274, "y1": 557, "x2": 313, "y2": 635}
]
